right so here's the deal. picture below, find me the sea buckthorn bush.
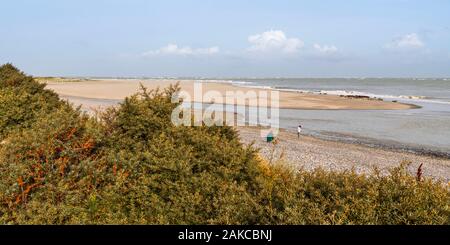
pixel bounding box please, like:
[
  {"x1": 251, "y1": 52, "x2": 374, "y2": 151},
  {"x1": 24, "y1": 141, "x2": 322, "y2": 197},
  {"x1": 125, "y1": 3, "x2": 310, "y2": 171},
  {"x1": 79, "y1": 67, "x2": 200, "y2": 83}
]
[{"x1": 0, "y1": 64, "x2": 63, "y2": 139}]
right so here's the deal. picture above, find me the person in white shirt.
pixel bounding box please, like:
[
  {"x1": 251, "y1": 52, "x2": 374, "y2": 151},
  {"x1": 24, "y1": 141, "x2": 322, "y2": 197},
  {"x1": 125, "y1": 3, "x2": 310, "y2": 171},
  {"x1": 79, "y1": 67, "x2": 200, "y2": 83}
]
[{"x1": 297, "y1": 125, "x2": 302, "y2": 138}]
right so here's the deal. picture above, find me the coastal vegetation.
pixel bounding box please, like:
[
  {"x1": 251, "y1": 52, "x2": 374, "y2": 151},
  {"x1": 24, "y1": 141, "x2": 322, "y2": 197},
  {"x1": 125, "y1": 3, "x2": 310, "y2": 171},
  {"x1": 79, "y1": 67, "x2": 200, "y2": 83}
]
[{"x1": 0, "y1": 64, "x2": 449, "y2": 224}]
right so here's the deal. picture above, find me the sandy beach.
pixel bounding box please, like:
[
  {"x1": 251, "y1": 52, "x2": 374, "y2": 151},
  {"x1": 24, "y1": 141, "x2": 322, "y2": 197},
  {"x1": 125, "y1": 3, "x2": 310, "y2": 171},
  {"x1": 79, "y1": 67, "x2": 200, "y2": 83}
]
[
  {"x1": 43, "y1": 79, "x2": 416, "y2": 110},
  {"x1": 238, "y1": 127, "x2": 450, "y2": 182}
]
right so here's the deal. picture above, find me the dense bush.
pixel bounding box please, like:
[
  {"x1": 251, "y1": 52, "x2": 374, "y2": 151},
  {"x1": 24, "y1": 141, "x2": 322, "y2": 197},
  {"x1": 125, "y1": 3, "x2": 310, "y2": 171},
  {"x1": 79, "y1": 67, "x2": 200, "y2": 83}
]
[
  {"x1": 0, "y1": 64, "x2": 449, "y2": 224},
  {"x1": 254, "y1": 161, "x2": 449, "y2": 224},
  {"x1": 0, "y1": 64, "x2": 64, "y2": 139}
]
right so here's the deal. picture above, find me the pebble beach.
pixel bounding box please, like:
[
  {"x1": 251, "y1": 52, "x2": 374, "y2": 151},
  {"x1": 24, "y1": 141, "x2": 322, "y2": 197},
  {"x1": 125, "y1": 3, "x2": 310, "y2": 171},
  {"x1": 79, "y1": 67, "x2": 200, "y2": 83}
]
[{"x1": 238, "y1": 127, "x2": 450, "y2": 183}]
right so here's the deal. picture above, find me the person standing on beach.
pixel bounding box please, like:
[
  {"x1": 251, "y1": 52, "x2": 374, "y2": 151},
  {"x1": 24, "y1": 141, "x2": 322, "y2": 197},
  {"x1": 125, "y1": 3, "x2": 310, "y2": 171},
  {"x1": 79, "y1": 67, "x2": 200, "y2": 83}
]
[{"x1": 297, "y1": 125, "x2": 302, "y2": 138}]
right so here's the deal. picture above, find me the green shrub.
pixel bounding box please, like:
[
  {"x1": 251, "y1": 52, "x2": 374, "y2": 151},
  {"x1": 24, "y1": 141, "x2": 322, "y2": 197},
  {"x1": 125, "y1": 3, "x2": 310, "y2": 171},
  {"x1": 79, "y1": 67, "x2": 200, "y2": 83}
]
[
  {"x1": 0, "y1": 63, "x2": 32, "y2": 87},
  {"x1": 253, "y1": 161, "x2": 449, "y2": 224},
  {"x1": 0, "y1": 64, "x2": 448, "y2": 225},
  {"x1": 0, "y1": 106, "x2": 108, "y2": 224},
  {"x1": 91, "y1": 85, "x2": 264, "y2": 224},
  {"x1": 0, "y1": 64, "x2": 63, "y2": 139}
]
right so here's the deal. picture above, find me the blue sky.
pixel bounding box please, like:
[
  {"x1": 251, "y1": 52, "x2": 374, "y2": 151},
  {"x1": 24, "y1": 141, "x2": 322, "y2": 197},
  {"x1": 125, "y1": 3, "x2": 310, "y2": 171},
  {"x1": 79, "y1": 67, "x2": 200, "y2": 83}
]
[{"x1": 1, "y1": 0, "x2": 449, "y2": 77}]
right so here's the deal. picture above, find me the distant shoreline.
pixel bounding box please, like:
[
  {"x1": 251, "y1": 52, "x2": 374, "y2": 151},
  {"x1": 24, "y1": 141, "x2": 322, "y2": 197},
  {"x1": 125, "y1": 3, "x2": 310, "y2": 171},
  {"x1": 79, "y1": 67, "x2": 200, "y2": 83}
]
[{"x1": 43, "y1": 78, "x2": 418, "y2": 110}]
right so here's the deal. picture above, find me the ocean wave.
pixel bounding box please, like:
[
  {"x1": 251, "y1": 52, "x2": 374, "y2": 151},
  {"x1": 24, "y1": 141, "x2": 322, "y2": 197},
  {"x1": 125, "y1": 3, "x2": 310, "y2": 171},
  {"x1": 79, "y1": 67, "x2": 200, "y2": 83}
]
[
  {"x1": 315, "y1": 90, "x2": 450, "y2": 105},
  {"x1": 316, "y1": 90, "x2": 428, "y2": 100},
  {"x1": 200, "y1": 80, "x2": 235, "y2": 84},
  {"x1": 231, "y1": 81, "x2": 256, "y2": 86}
]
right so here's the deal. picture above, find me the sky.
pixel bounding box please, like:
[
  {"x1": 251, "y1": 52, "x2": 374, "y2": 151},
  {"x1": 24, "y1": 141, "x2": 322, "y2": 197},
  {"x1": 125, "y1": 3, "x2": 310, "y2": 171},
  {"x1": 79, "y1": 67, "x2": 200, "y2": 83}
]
[{"x1": 1, "y1": 0, "x2": 450, "y2": 77}]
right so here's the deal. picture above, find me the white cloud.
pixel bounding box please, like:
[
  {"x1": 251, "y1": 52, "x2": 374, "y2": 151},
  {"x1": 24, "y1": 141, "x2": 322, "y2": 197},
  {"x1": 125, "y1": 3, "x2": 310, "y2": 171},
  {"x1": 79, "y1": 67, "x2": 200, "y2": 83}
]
[
  {"x1": 143, "y1": 44, "x2": 219, "y2": 56},
  {"x1": 386, "y1": 33, "x2": 424, "y2": 49},
  {"x1": 313, "y1": 44, "x2": 338, "y2": 54},
  {"x1": 247, "y1": 30, "x2": 304, "y2": 54}
]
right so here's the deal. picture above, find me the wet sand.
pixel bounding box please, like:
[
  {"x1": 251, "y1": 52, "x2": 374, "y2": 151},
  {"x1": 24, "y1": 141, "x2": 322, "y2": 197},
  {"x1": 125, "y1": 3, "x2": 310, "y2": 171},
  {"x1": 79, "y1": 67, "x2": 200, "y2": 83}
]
[{"x1": 44, "y1": 79, "x2": 416, "y2": 110}]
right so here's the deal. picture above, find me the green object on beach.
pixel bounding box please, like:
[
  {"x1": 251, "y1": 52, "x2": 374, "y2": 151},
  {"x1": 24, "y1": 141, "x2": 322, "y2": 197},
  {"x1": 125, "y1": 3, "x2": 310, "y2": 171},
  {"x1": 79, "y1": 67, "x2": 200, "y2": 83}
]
[{"x1": 266, "y1": 133, "x2": 275, "y2": 142}]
